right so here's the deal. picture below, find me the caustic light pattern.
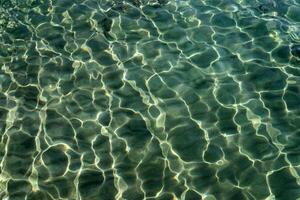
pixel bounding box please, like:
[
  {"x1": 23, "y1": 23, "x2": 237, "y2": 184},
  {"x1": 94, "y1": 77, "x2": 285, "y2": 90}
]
[{"x1": 0, "y1": 0, "x2": 300, "y2": 199}]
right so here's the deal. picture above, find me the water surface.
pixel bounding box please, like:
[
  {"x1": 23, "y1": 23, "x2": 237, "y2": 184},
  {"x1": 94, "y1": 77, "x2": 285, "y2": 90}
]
[{"x1": 0, "y1": 0, "x2": 300, "y2": 199}]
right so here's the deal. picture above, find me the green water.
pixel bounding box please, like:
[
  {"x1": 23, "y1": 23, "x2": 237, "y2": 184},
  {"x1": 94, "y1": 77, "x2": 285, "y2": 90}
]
[{"x1": 1, "y1": 0, "x2": 300, "y2": 199}]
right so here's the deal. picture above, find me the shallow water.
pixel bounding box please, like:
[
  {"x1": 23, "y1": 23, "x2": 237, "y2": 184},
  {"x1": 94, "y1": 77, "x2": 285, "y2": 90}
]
[{"x1": 0, "y1": 0, "x2": 300, "y2": 199}]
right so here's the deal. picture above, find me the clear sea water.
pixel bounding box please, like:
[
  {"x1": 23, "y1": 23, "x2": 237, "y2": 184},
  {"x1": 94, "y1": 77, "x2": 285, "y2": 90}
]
[{"x1": 0, "y1": 0, "x2": 300, "y2": 199}]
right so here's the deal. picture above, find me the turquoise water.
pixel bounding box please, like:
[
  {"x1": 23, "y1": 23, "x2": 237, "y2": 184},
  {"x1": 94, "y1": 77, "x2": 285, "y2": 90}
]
[{"x1": 0, "y1": 0, "x2": 300, "y2": 199}]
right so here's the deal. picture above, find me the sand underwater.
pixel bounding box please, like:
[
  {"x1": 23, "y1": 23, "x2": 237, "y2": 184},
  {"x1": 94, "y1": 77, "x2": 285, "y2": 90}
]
[{"x1": 0, "y1": 0, "x2": 300, "y2": 199}]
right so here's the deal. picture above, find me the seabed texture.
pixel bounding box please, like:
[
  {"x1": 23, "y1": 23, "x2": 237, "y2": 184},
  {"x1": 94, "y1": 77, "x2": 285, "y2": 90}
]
[{"x1": 0, "y1": 0, "x2": 300, "y2": 199}]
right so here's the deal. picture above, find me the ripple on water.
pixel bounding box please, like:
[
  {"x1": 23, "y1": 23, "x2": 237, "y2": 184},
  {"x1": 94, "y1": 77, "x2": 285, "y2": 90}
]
[{"x1": 0, "y1": 0, "x2": 300, "y2": 199}]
